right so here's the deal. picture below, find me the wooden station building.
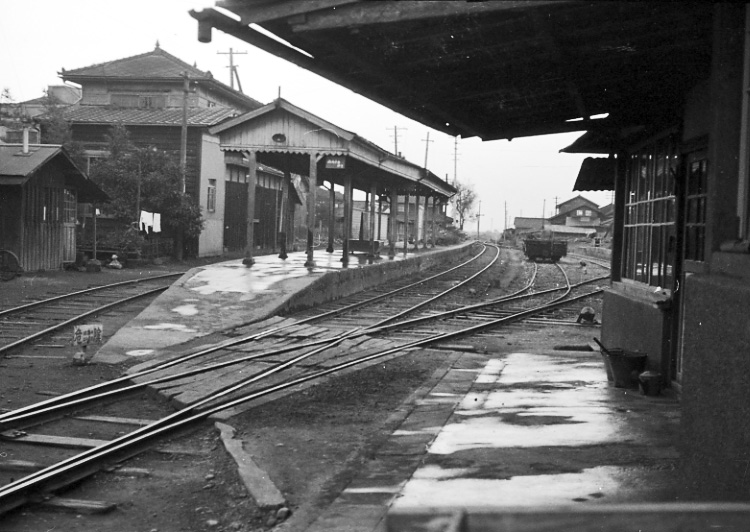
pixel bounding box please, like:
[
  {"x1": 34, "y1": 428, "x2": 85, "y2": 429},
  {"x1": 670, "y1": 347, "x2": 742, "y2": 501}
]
[{"x1": 210, "y1": 98, "x2": 456, "y2": 266}]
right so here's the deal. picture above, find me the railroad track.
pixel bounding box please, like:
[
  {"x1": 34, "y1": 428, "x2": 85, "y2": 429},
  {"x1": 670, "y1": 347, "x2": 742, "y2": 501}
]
[
  {"x1": 0, "y1": 272, "x2": 185, "y2": 356},
  {"x1": 0, "y1": 244, "x2": 609, "y2": 518}
]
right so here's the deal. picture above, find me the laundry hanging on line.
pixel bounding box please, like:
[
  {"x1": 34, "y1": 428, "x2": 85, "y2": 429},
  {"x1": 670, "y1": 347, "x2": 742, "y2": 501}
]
[{"x1": 139, "y1": 210, "x2": 162, "y2": 233}]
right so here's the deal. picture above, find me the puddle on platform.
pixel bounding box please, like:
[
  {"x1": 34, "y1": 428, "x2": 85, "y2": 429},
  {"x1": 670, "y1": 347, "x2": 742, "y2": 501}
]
[
  {"x1": 172, "y1": 304, "x2": 199, "y2": 316},
  {"x1": 429, "y1": 409, "x2": 625, "y2": 454},
  {"x1": 187, "y1": 262, "x2": 311, "y2": 295},
  {"x1": 126, "y1": 349, "x2": 156, "y2": 357},
  {"x1": 394, "y1": 465, "x2": 634, "y2": 507},
  {"x1": 475, "y1": 359, "x2": 505, "y2": 384},
  {"x1": 143, "y1": 323, "x2": 198, "y2": 333}
]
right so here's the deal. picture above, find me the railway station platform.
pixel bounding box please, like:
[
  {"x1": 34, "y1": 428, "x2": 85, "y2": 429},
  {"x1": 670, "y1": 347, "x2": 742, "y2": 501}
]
[
  {"x1": 93, "y1": 243, "x2": 476, "y2": 365},
  {"x1": 90, "y1": 244, "x2": 704, "y2": 531}
]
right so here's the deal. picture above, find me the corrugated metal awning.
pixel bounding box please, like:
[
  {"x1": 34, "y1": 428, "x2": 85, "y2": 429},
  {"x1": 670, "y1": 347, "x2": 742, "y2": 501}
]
[{"x1": 573, "y1": 157, "x2": 616, "y2": 192}]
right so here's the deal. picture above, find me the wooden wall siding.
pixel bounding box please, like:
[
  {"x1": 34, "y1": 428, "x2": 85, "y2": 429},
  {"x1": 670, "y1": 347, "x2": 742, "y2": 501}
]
[
  {"x1": 255, "y1": 187, "x2": 281, "y2": 249},
  {"x1": 19, "y1": 165, "x2": 68, "y2": 271},
  {"x1": 63, "y1": 224, "x2": 76, "y2": 262},
  {"x1": 220, "y1": 110, "x2": 349, "y2": 154},
  {"x1": 0, "y1": 186, "x2": 23, "y2": 254}
]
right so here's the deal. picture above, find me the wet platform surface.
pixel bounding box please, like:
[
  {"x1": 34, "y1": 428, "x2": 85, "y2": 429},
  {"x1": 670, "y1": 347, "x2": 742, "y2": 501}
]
[
  {"x1": 94, "y1": 249, "x2": 411, "y2": 364},
  {"x1": 87, "y1": 246, "x2": 693, "y2": 531},
  {"x1": 305, "y1": 348, "x2": 684, "y2": 532}
]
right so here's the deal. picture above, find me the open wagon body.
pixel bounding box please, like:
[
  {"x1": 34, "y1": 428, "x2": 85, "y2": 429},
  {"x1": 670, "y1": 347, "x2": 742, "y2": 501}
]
[{"x1": 523, "y1": 239, "x2": 568, "y2": 262}]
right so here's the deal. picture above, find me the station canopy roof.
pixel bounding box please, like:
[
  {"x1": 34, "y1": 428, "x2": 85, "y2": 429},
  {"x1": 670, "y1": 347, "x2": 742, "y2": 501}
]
[
  {"x1": 191, "y1": 1, "x2": 714, "y2": 142},
  {"x1": 210, "y1": 98, "x2": 456, "y2": 198}
]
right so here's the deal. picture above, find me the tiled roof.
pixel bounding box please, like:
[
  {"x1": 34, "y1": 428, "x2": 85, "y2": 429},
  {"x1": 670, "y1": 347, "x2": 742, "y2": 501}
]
[
  {"x1": 0, "y1": 144, "x2": 62, "y2": 177},
  {"x1": 62, "y1": 46, "x2": 208, "y2": 80},
  {"x1": 61, "y1": 46, "x2": 263, "y2": 109},
  {"x1": 514, "y1": 217, "x2": 545, "y2": 230},
  {"x1": 63, "y1": 106, "x2": 237, "y2": 127}
]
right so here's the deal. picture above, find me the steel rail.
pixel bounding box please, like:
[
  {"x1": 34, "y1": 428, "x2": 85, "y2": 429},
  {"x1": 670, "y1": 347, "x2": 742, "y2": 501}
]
[
  {"x1": 0, "y1": 334, "x2": 348, "y2": 426},
  {"x1": 366, "y1": 244, "x2": 500, "y2": 330},
  {"x1": 0, "y1": 247, "x2": 563, "y2": 425},
  {"x1": 0, "y1": 285, "x2": 170, "y2": 356},
  {"x1": 0, "y1": 324, "x2": 283, "y2": 423},
  {"x1": 362, "y1": 275, "x2": 609, "y2": 337},
  {"x1": 0, "y1": 250, "x2": 595, "y2": 427},
  {"x1": 0, "y1": 272, "x2": 185, "y2": 318},
  {"x1": 0, "y1": 287, "x2": 604, "y2": 514},
  {"x1": 0, "y1": 245, "x2": 492, "y2": 422},
  {"x1": 290, "y1": 243, "x2": 489, "y2": 327},
  {"x1": 0, "y1": 246, "x2": 512, "y2": 427},
  {"x1": 0, "y1": 328, "x2": 363, "y2": 505}
]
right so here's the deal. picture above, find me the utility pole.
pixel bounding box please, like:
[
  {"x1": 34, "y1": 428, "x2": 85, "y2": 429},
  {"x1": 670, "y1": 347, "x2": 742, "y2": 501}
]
[
  {"x1": 180, "y1": 72, "x2": 189, "y2": 194},
  {"x1": 217, "y1": 48, "x2": 247, "y2": 92},
  {"x1": 422, "y1": 131, "x2": 434, "y2": 169},
  {"x1": 387, "y1": 126, "x2": 407, "y2": 156},
  {"x1": 177, "y1": 71, "x2": 189, "y2": 261},
  {"x1": 541, "y1": 199, "x2": 546, "y2": 230},
  {"x1": 453, "y1": 137, "x2": 459, "y2": 185}
]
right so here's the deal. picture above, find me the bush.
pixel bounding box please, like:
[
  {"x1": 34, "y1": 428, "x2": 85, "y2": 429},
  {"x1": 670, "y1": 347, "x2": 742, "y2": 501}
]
[
  {"x1": 435, "y1": 225, "x2": 466, "y2": 246},
  {"x1": 79, "y1": 226, "x2": 146, "y2": 257}
]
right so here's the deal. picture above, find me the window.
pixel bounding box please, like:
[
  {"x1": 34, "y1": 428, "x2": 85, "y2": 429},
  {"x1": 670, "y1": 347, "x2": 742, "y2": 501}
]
[
  {"x1": 622, "y1": 135, "x2": 678, "y2": 287},
  {"x1": 111, "y1": 94, "x2": 166, "y2": 109},
  {"x1": 207, "y1": 179, "x2": 216, "y2": 212},
  {"x1": 227, "y1": 165, "x2": 248, "y2": 183},
  {"x1": 684, "y1": 150, "x2": 708, "y2": 262},
  {"x1": 576, "y1": 209, "x2": 584, "y2": 216},
  {"x1": 64, "y1": 189, "x2": 77, "y2": 222}
]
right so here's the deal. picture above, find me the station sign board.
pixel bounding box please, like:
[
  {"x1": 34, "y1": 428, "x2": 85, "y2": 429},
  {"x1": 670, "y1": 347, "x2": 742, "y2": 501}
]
[{"x1": 325, "y1": 156, "x2": 346, "y2": 169}]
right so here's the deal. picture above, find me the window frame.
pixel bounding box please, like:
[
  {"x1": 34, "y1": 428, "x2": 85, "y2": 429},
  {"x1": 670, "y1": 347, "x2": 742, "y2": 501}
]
[
  {"x1": 207, "y1": 179, "x2": 217, "y2": 213},
  {"x1": 621, "y1": 134, "x2": 679, "y2": 289}
]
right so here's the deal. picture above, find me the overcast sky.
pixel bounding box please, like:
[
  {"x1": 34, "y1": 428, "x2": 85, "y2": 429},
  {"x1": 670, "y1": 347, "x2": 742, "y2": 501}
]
[{"x1": 0, "y1": 0, "x2": 611, "y2": 230}]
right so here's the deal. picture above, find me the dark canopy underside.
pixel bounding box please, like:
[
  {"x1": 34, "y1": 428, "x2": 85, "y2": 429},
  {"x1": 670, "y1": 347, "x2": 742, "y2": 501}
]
[{"x1": 193, "y1": 1, "x2": 714, "y2": 141}]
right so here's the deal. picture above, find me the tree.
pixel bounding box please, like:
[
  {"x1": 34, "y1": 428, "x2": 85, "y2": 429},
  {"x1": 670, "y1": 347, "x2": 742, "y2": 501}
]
[
  {"x1": 89, "y1": 124, "x2": 204, "y2": 255},
  {"x1": 451, "y1": 180, "x2": 476, "y2": 231},
  {"x1": 35, "y1": 90, "x2": 86, "y2": 168}
]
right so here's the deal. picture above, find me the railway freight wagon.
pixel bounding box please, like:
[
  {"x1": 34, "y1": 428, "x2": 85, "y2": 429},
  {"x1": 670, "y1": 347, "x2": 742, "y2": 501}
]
[{"x1": 523, "y1": 239, "x2": 568, "y2": 262}]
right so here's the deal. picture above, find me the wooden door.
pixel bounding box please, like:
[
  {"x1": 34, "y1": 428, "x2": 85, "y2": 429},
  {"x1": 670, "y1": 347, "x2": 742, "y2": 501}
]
[{"x1": 223, "y1": 181, "x2": 247, "y2": 251}]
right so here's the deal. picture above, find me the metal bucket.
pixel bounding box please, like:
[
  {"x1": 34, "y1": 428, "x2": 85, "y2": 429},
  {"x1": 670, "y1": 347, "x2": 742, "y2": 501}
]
[
  {"x1": 638, "y1": 371, "x2": 662, "y2": 396},
  {"x1": 605, "y1": 349, "x2": 647, "y2": 388}
]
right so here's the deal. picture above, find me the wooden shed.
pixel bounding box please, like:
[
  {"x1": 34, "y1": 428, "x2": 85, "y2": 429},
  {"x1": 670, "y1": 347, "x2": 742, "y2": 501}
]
[{"x1": 0, "y1": 141, "x2": 108, "y2": 272}]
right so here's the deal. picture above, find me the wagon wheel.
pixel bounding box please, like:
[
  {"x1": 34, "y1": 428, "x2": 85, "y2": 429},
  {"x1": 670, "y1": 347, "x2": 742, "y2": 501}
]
[{"x1": 0, "y1": 249, "x2": 22, "y2": 281}]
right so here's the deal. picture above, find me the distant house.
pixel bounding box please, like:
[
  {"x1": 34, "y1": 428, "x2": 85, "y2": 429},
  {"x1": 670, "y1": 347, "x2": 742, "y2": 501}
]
[
  {"x1": 548, "y1": 195, "x2": 603, "y2": 229},
  {"x1": 55, "y1": 44, "x2": 272, "y2": 258},
  {"x1": 0, "y1": 135, "x2": 108, "y2": 271},
  {"x1": 20, "y1": 85, "x2": 82, "y2": 119},
  {"x1": 513, "y1": 217, "x2": 545, "y2": 235},
  {"x1": 514, "y1": 196, "x2": 606, "y2": 239}
]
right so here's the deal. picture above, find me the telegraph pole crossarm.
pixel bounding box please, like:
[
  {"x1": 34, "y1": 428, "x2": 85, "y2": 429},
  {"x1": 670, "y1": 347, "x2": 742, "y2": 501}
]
[{"x1": 218, "y1": 48, "x2": 247, "y2": 92}]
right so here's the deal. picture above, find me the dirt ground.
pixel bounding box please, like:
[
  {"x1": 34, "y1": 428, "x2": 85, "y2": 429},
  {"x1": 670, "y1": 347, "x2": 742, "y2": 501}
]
[
  {"x1": 0, "y1": 251, "x2": 488, "y2": 532},
  {"x1": 0, "y1": 248, "x2": 610, "y2": 532}
]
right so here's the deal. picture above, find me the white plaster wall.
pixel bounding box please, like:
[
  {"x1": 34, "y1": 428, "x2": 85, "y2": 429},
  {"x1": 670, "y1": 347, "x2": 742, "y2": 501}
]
[{"x1": 198, "y1": 133, "x2": 226, "y2": 257}]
